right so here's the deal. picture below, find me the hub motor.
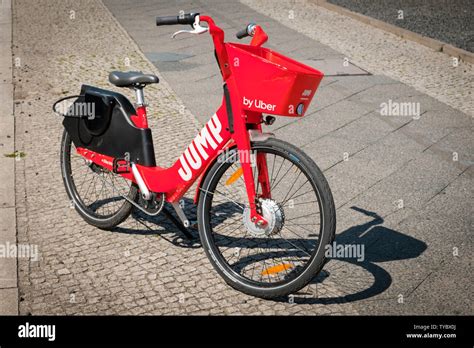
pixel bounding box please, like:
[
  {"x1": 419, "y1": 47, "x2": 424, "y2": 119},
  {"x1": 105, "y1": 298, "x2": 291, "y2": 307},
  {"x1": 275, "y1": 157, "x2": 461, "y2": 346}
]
[{"x1": 242, "y1": 198, "x2": 285, "y2": 237}]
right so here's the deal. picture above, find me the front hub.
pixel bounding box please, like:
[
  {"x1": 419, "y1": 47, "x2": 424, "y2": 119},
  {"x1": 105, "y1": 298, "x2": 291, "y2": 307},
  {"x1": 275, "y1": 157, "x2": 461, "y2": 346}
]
[{"x1": 242, "y1": 198, "x2": 285, "y2": 237}]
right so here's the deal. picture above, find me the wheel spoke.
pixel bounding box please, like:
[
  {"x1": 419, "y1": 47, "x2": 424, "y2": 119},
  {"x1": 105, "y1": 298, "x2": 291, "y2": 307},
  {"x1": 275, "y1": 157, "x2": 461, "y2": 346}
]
[{"x1": 200, "y1": 187, "x2": 245, "y2": 211}]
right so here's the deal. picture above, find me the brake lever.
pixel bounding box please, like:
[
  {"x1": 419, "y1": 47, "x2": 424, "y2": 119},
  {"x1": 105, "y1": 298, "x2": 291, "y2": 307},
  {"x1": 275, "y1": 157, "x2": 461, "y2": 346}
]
[
  {"x1": 172, "y1": 15, "x2": 208, "y2": 38},
  {"x1": 172, "y1": 25, "x2": 208, "y2": 38}
]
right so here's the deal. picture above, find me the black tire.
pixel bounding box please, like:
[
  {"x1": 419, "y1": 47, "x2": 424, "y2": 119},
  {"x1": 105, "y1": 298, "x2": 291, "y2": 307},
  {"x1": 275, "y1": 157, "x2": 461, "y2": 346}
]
[
  {"x1": 60, "y1": 130, "x2": 137, "y2": 230},
  {"x1": 197, "y1": 138, "x2": 336, "y2": 299}
]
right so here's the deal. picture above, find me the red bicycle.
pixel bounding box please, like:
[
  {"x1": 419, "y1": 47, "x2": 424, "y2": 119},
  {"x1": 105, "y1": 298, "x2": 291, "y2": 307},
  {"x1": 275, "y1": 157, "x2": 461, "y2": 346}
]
[{"x1": 58, "y1": 13, "x2": 336, "y2": 299}]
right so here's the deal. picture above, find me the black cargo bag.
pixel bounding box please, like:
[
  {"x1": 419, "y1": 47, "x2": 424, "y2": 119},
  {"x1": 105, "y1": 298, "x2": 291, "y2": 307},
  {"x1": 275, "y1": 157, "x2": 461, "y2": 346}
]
[{"x1": 60, "y1": 85, "x2": 156, "y2": 166}]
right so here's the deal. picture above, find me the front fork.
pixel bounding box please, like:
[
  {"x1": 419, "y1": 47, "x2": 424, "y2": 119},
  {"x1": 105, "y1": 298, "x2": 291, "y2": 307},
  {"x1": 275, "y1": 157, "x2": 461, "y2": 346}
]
[{"x1": 228, "y1": 80, "x2": 271, "y2": 227}]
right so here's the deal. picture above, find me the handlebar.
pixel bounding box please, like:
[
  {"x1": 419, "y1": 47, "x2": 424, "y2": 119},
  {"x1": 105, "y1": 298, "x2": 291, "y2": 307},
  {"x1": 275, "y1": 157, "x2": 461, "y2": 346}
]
[
  {"x1": 155, "y1": 14, "x2": 268, "y2": 79},
  {"x1": 156, "y1": 12, "x2": 199, "y2": 26},
  {"x1": 156, "y1": 14, "x2": 258, "y2": 42}
]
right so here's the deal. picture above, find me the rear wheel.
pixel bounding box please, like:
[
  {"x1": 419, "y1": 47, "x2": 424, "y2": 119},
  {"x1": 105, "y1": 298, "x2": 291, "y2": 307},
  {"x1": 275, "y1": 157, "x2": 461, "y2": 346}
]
[
  {"x1": 198, "y1": 138, "x2": 336, "y2": 298},
  {"x1": 60, "y1": 130, "x2": 137, "y2": 229}
]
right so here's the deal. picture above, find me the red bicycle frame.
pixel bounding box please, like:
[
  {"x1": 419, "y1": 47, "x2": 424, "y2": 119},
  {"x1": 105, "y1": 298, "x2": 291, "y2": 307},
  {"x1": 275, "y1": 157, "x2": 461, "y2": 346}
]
[{"x1": 77, "y1": 15, "x2": 323, "y2": 227}]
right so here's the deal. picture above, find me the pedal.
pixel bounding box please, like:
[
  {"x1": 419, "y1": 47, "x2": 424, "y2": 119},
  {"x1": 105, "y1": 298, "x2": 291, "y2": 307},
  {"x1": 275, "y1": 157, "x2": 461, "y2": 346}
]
[{"x1": 112, "y1": 157, "x2": 131, "y2": 174}]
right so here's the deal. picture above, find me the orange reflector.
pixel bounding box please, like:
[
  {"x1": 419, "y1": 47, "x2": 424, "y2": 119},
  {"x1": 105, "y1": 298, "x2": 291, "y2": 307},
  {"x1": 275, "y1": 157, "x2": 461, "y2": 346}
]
[
  {"x1": 225, "y1": 167, "x2": 243, "y2": 186},
  {"x1": 261, "y1": 263, "x2": 294, "y2": 276}
]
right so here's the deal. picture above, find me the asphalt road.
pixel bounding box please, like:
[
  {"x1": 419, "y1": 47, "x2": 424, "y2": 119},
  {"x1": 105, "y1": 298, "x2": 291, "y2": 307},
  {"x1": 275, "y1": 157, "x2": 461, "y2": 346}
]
[{"x1": 328, "y1": 0, "x2": 474, "y2": 52}]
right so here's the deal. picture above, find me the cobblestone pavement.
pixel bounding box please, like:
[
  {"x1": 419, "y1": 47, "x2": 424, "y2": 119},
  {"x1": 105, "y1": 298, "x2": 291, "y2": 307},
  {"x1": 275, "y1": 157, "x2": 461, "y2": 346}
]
[
  {"x1": 242, "y1": 0, "x2": 473, "y2": 116},
  {"x1": 13, "y1": 0, "x2": 358, "y2": 315}
]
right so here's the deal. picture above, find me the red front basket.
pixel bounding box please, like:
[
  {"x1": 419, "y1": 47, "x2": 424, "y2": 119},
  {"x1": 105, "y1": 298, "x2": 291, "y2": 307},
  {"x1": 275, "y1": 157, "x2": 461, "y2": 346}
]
[{"x1": 225, "y1": 43, "x2": 324, "y2": 117}]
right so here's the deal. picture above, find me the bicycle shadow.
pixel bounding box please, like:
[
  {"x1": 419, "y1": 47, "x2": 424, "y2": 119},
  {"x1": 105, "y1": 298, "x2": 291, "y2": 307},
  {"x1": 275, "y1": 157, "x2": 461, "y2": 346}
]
[
  {"x1": 112, "y1": 198, "x2": 427, "y2": 304},
  {"x1": 112, "y1": 197, "x2": 201, "y2": 248},
  {"x1": 289, "y1": 206, "x2": 427, "y2": 305}
]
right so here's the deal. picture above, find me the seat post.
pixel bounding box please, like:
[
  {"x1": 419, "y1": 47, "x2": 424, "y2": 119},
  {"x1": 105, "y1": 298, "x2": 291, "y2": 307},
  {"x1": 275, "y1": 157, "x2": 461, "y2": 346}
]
[
  {"x1": 130, "y1": 86, "x2": 149, "y2": 129},
  {"x1": 134, "y1": 87, "x2": 146, "y2": 106}
]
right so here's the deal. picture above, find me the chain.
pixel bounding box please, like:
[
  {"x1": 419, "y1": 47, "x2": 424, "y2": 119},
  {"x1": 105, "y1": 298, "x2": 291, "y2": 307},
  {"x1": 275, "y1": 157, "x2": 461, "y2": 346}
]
[{"x1": 92, "y1": 168, "x2": 165, "y2": 216}]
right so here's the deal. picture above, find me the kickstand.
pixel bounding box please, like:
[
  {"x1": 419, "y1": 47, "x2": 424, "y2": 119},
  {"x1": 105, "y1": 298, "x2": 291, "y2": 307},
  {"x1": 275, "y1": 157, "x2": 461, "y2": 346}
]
[{"x1": 162, "y1": 206, "x2": 195, "y2": 240}]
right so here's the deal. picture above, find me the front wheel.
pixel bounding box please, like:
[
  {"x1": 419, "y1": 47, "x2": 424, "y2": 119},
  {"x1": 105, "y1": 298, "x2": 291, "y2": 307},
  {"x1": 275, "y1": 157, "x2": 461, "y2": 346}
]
[{"x1": 197, "y1": 138, "x2": 336, "y2": 299}]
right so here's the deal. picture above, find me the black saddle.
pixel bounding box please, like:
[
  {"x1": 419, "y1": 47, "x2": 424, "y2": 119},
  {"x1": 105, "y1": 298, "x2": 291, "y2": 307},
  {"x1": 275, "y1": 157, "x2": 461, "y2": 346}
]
[{"x1": 108, "y1": 71, "x2": 159, "y2": 88}]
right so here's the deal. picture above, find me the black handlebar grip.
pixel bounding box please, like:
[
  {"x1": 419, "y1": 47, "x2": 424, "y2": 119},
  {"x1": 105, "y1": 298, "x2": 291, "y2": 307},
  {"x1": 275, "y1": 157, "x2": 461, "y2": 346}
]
[
  {"x1": 156, "y1": 16, "x2": 180, "y2": 26},
  {"x1": 236, "y1": 23, "x2": 256, "y2": 39},
  {"x1": 156, "y1": 13, "x2": 199, "y2": 26},
  {"x1": 236, "y1": 27, "x2": 250, "y2": 39}
]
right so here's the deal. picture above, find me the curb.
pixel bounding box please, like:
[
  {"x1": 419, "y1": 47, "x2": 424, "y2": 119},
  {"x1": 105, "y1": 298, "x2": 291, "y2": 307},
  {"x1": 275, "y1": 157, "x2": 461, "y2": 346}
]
[
  {"x1": 0, "y1": 0, "x2": 19, "y2": 315},
  {"x1": 312, "y1": 0, "x2": 474, "y2": 64}
]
